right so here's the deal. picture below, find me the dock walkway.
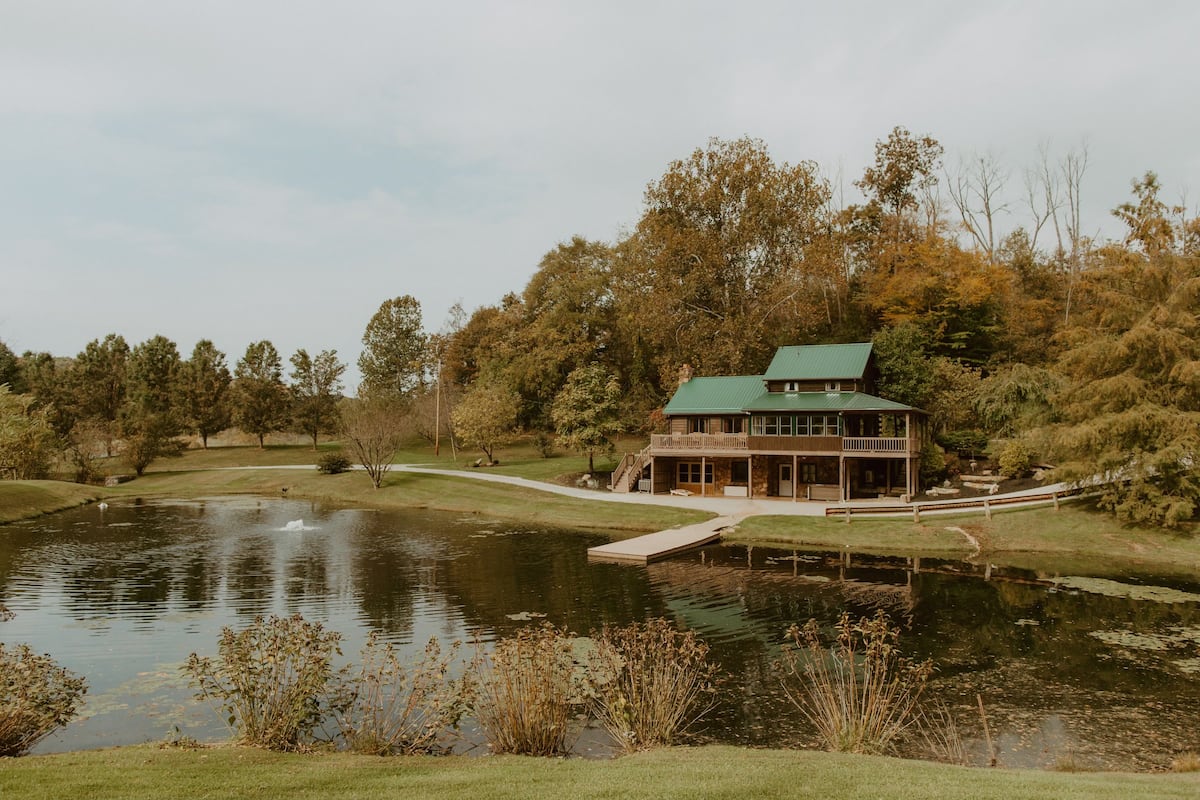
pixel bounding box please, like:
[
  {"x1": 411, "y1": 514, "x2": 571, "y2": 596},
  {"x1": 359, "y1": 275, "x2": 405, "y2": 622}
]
[{"x1": 587, "y1": 515, "x2": 743, "y2": 564}]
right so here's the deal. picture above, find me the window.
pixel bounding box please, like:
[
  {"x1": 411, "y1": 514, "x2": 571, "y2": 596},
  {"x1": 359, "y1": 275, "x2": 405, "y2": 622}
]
[
  {"x1": 688, "y1": 417, "x2": 708, "y2": 434},
  {"x1": 800, "y1": 463, "x2": 817, "y2": 483},
  {"x1": 731, "y1": 461, "x2": 749, "y2": 483},
  {"x1": 677, "y1": 462, "x2": 713, "y2": 484},
  {"x1": 785, "y1": 381, "x2": 799, "y2": 392},
  {"x1": 825, "y1": 381, "x2": 841, "y2": 392}
]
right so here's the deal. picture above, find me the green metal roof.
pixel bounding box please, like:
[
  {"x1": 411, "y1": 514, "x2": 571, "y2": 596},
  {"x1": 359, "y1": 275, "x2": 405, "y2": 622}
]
[
  {"x1": 763, "y1": 342, "x2": 873, "y2": 381},
  {"x1": 742, "y1": 391, "x2": 917, "y2": 413},
  {"x1": 663, "y1": 375, "x2": 764, "y2": 415}
]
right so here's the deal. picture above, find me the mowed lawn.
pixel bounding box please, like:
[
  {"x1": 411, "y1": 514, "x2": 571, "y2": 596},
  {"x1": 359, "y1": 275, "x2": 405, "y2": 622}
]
[{"x1": 1, "y1": 745, "x2": 1197, "y2": 800}]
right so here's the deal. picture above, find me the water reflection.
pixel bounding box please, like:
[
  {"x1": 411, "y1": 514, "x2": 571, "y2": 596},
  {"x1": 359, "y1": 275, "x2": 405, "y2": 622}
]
[{"x1": 0, "y1": 498, "x2": 1198, "y2": 769}]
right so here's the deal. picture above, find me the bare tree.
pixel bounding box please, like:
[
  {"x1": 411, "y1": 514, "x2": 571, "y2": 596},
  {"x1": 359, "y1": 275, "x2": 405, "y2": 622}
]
[
  {"x1": 1024, "y1": 142, "x2": 1062, "y2": 253},
  {"x1": 1058, "y1": 143, "x2": 1091, "y2": 324},
  {"x1": 340, "y1": 396, "x2": 408, "y2": 489},
  {"x1": 947, "y1": 153, "x2": 1011, "y2": 262}
]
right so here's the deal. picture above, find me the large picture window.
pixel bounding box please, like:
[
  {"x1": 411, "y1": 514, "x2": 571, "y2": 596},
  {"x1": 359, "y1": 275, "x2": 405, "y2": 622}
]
[{"x1": 677, "y1": 462, "x2": 713, "y2": 484}]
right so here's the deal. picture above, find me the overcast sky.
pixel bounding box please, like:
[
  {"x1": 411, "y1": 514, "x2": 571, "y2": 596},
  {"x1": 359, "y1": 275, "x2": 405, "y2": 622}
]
[{"x1": 3, "y1": 0, "x2": 1198, "y2": 391}]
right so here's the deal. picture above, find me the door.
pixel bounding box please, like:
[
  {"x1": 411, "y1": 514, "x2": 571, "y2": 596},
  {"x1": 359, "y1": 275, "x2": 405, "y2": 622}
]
[{"x1": 779, "y1": 463, "x2": 793, "y2": 497}]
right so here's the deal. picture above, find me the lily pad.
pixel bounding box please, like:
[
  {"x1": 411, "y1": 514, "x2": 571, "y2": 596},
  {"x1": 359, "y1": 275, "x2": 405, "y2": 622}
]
[{"x1": 1052, "y1": 577, "x2": 1200, "y2": 604}]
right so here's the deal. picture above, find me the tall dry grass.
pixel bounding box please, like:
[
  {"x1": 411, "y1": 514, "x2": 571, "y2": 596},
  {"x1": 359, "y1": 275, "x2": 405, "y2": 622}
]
[
  {"x1": 586, "y1": 619, "x2": 721, "y2": 752},
  {"x1": 780, "y1": 611, "x2": 932, "y2": 755},
  {"x1": 469, "y1": 624, "x2": 584, "y2": 756}
]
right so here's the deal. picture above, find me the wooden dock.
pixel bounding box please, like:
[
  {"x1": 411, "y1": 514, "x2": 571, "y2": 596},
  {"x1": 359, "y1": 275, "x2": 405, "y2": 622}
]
[{"x1": 587, "y1": 516, "x2": 738, "y2": 564}]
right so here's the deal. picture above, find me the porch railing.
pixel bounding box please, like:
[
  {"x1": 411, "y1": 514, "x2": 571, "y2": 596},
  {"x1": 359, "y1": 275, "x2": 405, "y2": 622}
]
[
  {"x1": 650, "y1": 433, "x2": 749, "y2": 451},
  {"x1": 650, "y1": 433, "x2": 913, "y2": 454},
  {"x1": 843, "y1": 436, "x2": 910, "y2": 453}
]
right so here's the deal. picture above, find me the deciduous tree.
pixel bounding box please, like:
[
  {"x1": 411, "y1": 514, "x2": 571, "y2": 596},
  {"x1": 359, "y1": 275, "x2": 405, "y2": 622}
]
[
  {"x1": 358, "y1": 296, "x2": 427, "y2": 398},
  {"x1": 69, "y1": 334, "x2": 129, "y2": 456},
  {"x1": 289, "y1": 349, "x2": 345, "y2": 450},
  {"x1": 233, "y1": 341, "x2": 288, "y2": 449},
  {"x1": 551, "y1": 363, "x2": 622, "y2": 474},
  {"x1": 451, "y1": 381, "x2": 519, "y2": 465},
  {"x1": 340, "y1": 395, "x2": 407, "y2": 489},
  {"x1": 180, "y1": 340, "x2": 232, "y2": 449},
  {"x1": 0, "y1": 386, "x2": 57, "y2": 479},
  {"x1": 122, "y1": 335, "x2": 184, "y2": 475}
]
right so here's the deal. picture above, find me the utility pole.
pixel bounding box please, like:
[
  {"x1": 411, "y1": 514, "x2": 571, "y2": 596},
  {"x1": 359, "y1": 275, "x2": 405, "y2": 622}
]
[{"x1": 434, "y1": 358, "x2": 441, "y2": 457}]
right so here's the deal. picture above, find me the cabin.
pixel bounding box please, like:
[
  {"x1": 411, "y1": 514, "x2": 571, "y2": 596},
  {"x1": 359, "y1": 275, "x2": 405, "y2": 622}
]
[{"x1": 611, "y1": 343, "x2": 926, "y2": 502}]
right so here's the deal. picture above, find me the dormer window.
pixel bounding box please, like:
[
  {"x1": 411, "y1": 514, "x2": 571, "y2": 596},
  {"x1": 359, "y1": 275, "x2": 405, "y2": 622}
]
[
  {"x1": 825, "y1": 381, "x2": 841, "y2": 392},
  {"x1": 784, "y1": 381, "x2": 799, "y2": 392}
]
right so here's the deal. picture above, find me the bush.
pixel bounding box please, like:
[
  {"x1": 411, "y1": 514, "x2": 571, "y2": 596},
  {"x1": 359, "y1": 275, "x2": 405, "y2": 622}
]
[
  {"x1": 998, "y1": 440, "x2": 1035, "y2": 479},
  {"x1": 585, "y1": 619, "x2": 721, "y2": 752},
  {"x1": 779, "y1": 611, "x2": 932, "y2": 756},
  {"x1": 918, "y1": 441, "x2": 947, "y2": 488},
  {"x1": 316, "y1": 452, "x2": 352, "y2": 475},
  {"x1": 0, "y1": 640, "x2": 88, "y2": 757},
  {"x1": 532, "y1": 431, "x2": 555, "y2": 459},
  {"x1": 936, "y1": 429, "x2": 989, "y2": 458},
  {"x1": 469, "y1": 623, "x2": 584, "y2": 756},
  {"x1": 183, "y1": 614, "x2": 346, "y2": 751},
  {"x1": 336, "y1": 633, "x2": 469, "y2": 755}
]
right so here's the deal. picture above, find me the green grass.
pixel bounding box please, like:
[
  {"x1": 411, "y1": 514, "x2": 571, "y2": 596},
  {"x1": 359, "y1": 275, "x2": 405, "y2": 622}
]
[
  {"x1": 730, "y1": 502, "x2": 1200, "y2": 578},
  {"x1": 1, "y1": 745, "x2": 1196, "y2": 800},
  {"x1": 0, "y1": 480, "x2": 102, "y2": 525},
  {"x1": 100, "y1": 465, "x2": 708, "y2": 535}
]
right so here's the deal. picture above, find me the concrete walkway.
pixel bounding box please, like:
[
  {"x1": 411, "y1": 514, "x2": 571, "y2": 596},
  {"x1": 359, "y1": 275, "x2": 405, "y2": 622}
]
[{"x1": 392, "y1": 464, "x2": 1075, "y2": 519}]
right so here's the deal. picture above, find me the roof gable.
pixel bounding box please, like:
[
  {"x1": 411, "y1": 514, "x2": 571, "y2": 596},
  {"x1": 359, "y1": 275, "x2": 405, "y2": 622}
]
[
  {"x1": 663, "y1": 375, "x2": 764, "y2": 415},
  {"x1": 763, "y1": 342, "x2": 873, "y2": 381}
]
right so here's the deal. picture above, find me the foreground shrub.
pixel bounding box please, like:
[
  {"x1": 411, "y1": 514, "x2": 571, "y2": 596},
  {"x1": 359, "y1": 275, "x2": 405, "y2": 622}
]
[
  {"x1": 183, "y1": 614, "x2": 346, "y2": 751},
  {"x1": 0, "y1": 641, "x2": 88, "y2": 757},
  {"x1": 336, "y1": 633, "x2": 469, "y2": 755},
  {"x1": 586, "y1": 619, "x2": 721, "y2": 752},
  {"x1": 470, "y1": 623, "x2": 582, "y2": 756},
  {"x1": 780, "y1": 611, "x2": 933, "y2": 755},
  {"x1": 316, "y1": 452, "x2": 352, "y2": 475}
]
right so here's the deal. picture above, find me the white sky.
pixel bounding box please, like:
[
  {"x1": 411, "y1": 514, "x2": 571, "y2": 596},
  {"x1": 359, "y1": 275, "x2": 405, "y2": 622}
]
[{"x1": 2, "y1": 0, "x2": 1198, "y2": 391}]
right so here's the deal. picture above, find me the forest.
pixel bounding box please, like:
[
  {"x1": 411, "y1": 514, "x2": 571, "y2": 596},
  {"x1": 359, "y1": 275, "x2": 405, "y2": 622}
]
[{"x1": 1, "y1": 127, "x2": 1198, "y2": 527}]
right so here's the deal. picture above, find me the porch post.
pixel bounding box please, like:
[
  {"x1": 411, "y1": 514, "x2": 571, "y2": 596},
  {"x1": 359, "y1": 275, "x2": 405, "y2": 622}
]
[
  {"x1": 649, "y1": 456, "x2": 655, "y2": 495},
  {"x1": 701, "y1": 456, "x2": 706, "y2": 497},
  {"x1": 748, "y1": 456, "x2": 753, "y2": 499},
  {"x1": 840, "y1": 455, "x2": 847, "y2": 502},
  {"x1": 792, "y1": 454, "x2": 797, "y2": 502}
]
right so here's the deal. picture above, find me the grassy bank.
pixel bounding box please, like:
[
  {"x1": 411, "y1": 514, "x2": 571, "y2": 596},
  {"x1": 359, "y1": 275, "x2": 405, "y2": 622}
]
[
  {"x1": 0, "y1": 480, "x2": 102, "y2": 525},
  {"x1": 1, "y1": 745, "x2": 1196, "y2": 800},
  {"x1": 730, "y1": 502, "x2": 1200, "y2": 578},
  {"x1": 102, "y1": 466, "x2": 709, "y2": 535}
]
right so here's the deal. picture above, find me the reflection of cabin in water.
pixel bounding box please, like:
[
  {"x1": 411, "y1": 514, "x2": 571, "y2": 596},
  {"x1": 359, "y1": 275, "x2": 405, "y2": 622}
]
[{"x1": 612, "y1": 343, "x2": 926, "y2": 501}]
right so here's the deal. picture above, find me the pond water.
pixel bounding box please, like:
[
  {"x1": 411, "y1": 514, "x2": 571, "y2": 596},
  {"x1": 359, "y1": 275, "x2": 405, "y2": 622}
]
[{"x1": 1, "y1": 497, "x2": 1198, "y2": 770}]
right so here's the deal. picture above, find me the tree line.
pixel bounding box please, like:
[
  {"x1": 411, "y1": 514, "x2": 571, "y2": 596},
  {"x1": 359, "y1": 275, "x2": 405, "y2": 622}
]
[{"x1": 2, "y1": 126, "x2": 1198, "y2": 525}]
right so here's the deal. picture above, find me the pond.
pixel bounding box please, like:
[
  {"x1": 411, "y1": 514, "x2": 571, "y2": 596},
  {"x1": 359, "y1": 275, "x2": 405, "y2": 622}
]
[{"x1": 1, "y1": 497, "x2": 1198, "y2": 770}]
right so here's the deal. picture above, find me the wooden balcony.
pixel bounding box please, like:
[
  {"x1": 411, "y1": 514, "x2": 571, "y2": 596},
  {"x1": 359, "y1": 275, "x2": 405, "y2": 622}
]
[{"x1": 650, "y1": 433, "x2": 916, "y2": 456}]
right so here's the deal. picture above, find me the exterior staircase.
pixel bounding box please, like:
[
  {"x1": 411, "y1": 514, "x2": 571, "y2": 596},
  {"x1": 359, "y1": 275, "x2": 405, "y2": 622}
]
[{"x1": 609, "y1": 446, "x2": 652, "y2": 493}]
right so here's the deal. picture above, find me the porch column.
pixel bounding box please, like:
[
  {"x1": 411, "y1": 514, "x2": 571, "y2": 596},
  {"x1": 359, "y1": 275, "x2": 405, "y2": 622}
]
[
  {"x1": 748, "y1": 456, "x2": 753, "y2": 499},
  {"x1": 792, "y1": 454, "x2": 797, "y2": 502},
  {"x1": 650, "y1": 456, "x2": 655, "y2": 495},
  {"x1": 840, "y1": 455, "x2": 847, "y2": 502},
  {"x1": 701, "y1": 456, "x2": 706, "y2": 497}
]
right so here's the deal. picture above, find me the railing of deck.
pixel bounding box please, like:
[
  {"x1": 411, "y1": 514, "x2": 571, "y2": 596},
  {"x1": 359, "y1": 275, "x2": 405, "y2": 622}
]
[
  {"x1": 650, "y1": 433, "x2": 749, "y2": 450},
  {"x1": 843, "y1": 437, "x2": 910, "y2": 453}
]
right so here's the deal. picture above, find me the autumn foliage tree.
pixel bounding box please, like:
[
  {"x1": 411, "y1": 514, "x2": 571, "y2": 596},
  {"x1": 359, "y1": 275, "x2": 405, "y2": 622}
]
[{"x1": 551, "y1": 363, "x2": 622, "y2": 473}]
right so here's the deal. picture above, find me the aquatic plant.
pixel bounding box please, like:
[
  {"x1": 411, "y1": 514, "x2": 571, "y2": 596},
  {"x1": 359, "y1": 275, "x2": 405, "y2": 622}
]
[
  {"x1": 0, "y1": 641, "x2": 88, "y2": 757},
  {"x1": 469, "y1": 623, "x2": 583, "y2": 756},
  {"x1": 336, "y1": 633, "x2": 469, "y2": 755},
  {"x1": 780, "y1": 610, "x2": 933, "y2": 756},
  {"x1": 585, "y1": 618, "x2": 721, "y2": 752},
  {"x1": 183, "y1": 614, "x2": 347, "y2": 751}
]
